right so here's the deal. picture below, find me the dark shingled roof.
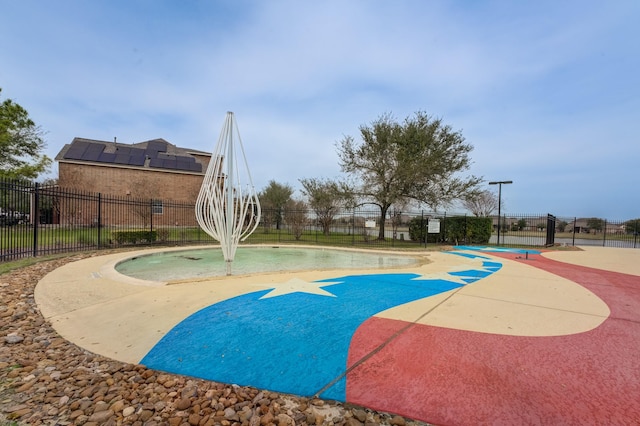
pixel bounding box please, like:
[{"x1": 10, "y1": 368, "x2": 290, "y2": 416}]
[{"x1": 57, "y1": 138, "x2": 208, "y2": 173}]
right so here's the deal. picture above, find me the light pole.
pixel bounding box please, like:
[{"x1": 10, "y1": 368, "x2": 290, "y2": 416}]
[{"x1": 489, "y1": 180, "x2": 513, "y2": 245}]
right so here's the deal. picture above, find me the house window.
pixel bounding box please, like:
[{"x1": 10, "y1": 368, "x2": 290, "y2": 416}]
[{"x1": 152, "y1": 199, "x2": 163, "y2": 214}]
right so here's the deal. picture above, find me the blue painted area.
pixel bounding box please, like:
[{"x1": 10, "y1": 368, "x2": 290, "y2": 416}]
[
  {"x1": 454, "y1": 246, "x2": 541, "y2": 255},
  {"x1": 449, "y1": 251, "x2": 490, "y2": 259},
  {"x1": 448, "y1": 268, "x2": 494, "y2": 284},
  {"x1": 141, "y1": 253, "x2": 504, "y2": 402}
]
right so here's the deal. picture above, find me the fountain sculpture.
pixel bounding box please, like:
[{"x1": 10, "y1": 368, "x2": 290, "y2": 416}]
[{"x1": 196, "y1": 112, "x2": 261, "y2": 275}]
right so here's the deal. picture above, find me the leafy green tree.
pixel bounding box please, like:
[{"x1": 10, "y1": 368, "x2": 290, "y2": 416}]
[
  {"x1": 556, "y1": 220, "x2": 568, "y2": 233},
  {"x1": 299, "y1": 177, "x2": 351, "y2": 236},
  {"x1": 587, "y1": 217, "x2": 604, "y2": 233},
  {"x1": 0, "y1": 89, "x2": 51, "y2": 179},
  {"x1": 517, "y1": 218, "x2": 527, "y2": 231},
  {"x1": 259, "y1": 180, "x2": 293, "y2": 230},
  {"x1": 625, "y1": 218, "x2": 640, "y2": 235},
  {"x1": 337, "y1": 111, "x2": 480, "y2": 240}
]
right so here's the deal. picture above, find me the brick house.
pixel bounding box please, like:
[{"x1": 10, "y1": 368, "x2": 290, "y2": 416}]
[{"x1": 55, "y1": 138, "x2": 212, "y2": 226}]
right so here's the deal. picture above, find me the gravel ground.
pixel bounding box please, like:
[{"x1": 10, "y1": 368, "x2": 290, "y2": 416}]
[{"x1": 0, "y1": 252, "x2": 430, "y2": 426}]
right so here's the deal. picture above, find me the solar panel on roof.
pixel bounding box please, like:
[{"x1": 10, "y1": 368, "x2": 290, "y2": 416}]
[
  {"x1": 64, "y1": 147, "x2": 86, "y2": 160},
  {"x1": 190, "y1": 163, "x2": 203, "y2": 172},
  {"x1": 86, "y1": 144, "x2": 104, "y2": 153},
  {"x1": 129, "y1": 153, "x2": 145, "y2": 162},
  {"x1": 64, "y1": 141, "x2": 91, "y2": 159},
  {"x1": 114, "y1": 154, "x2": 129, "y2": 164},
  {"x1": 115, "y1": 147, "x2": 131, "y2": 155},
  {"x1": 163, "y1": 159, "x2": 177, "y2": 169},
  {"x1": 72, "y1": 141, "x2": 91, "y2": 151},
  {"x1": 149, "y1": 158, "x2": 163, "y2": 168},
  {"x1": 176, "y1": 160, "x2": 190, "y2": 169},
  {"x1": 173, "y1": 155, "x2": 195, "y2": 163},
  {"x1": 79, "y1": 143, "x2": 106, "y2": 162},
  {"x1": 98, "y1": 153, "x2": 116, "y2": 163},
  {"x1": 128, "y1": 156, "x2": 145, "y2": 166},
  {"x1": 82, "y1": 150, "x2": 102, "y2": 161}
]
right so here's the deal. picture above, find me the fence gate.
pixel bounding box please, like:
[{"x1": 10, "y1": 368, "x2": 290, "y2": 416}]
[{"x1": 545, "y1": 214, "x2": 556, "y2": 247}]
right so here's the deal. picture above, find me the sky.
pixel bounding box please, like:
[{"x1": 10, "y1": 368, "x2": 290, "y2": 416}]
[{"x1": 1, "y1": 0, "x2": 639, "y2": 220}]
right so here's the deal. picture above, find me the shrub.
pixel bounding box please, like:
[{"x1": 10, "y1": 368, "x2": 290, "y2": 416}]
[
  {"x1": 444, "y1": 216, "x2": 491, "y2": 244},
  {"x1": 156, "y1": 228, "x2": 170, "y2": 242},
  {"x1": 408, "y1": 216, "x2": 492, "y2": 245},
  {"x1": 408, "y1": 217, "x2": 439, "y2": 243}
]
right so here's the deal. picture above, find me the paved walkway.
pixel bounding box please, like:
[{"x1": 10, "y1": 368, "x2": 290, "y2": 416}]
[{"x1": 35, "y1": 245, "x2": 640, "y2": 425}]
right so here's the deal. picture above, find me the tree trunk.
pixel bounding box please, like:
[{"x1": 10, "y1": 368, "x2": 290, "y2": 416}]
[{"x1": 377, "y1": 204, "x2": 390, "y2": 240}]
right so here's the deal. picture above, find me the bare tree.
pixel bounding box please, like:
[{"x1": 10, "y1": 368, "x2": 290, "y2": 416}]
[
  {"x1": 299, "y1": 177, "x2": 351, "y2": 236},
  {"x1": 462, "y1": 190, "x2": 499, "y2": 217},
  {"x1": 284, "y1": 199, "x2": 308, "y2": 240},
  {"x1": 128, "y1": 177, "x2": 160, "y2": 228}
]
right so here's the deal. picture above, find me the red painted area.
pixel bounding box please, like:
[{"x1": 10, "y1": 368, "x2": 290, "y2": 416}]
[{"x1": 346, "y1": 253, "x2": 640, "y2": 425}]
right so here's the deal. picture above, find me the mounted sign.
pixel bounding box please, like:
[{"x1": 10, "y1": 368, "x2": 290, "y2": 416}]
[
  {"x1": 365, "y1": 220, "x2": 376, "y2": 228},
  {"x1": 428, "y1": 219, "x2": 440, "y2": 234}
]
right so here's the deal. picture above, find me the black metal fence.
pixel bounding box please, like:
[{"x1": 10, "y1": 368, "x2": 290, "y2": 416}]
[
  {"x1": 0, "y1": 180, "x2": 216, "y2": 262},
  {"x1": 1, "y1": 178, "x2": 639, "y2": 263},
  {"x1": 490, "y1": 213, "x2": 640, "y2": 249}
]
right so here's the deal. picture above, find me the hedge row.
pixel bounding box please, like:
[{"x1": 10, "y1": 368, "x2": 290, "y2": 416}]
[{"x1": 408, "y1": 216, "x2": 492, "y2": 245}]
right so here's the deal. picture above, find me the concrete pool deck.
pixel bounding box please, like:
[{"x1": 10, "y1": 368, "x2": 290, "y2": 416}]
[{"x1": 35, "y1": 245, "x2": 640, "y2": 425}]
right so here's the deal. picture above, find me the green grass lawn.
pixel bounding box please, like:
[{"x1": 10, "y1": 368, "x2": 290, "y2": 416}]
[{"x1": 2, "y1": 224, "x2": 636, "y2": 269}]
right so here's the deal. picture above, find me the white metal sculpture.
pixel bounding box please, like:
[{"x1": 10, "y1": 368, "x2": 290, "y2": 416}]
[{"x1": 196, "y1": 112, "x2": 261, "y2": 275}]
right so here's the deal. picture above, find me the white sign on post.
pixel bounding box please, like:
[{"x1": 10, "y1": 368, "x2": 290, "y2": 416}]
[{"x1": 428, "y1": 219, "x2": 440, "y2": 234}]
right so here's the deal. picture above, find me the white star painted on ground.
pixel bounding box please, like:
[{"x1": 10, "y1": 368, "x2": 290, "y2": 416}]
[
  {"x1": 414, "y1": 258, "x2": 495, "y2": 285},
  {"x1": 254, "y1": 278, "x2": 341, "y2": 299},
  {"x1": 413, "y1": 271, "x2": 470, "y2": 285},
  {"x1": 472, "y1": 246, "x2": 513, "y2": 252}
]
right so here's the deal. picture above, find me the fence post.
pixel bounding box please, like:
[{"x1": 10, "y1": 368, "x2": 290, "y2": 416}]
[
  {"x1": 150, "y1": 199, "x2": 154, "y2": 238},
  {"x1": 421, "y1": 211, "x2": 425, "y2": 248},
  {"x1": 545, "y1": 214, "x2": 556, "y2": 247},
  {"x1": 32, "y1": 182, "x2": 39, "y2": 258},
  {"x1": 97, "y1": 193, "x2": 102, "y2": 247},
  {"x1": 352, "y1": 208, "x2": 355, "y2": 245},
  {"x1": 603, "y1": 219, "x2": 607, "y2": 247},
  {"x1": 391, "y1": 210, "x2": 395, "y2": 248},
  {"x1": 443, "y1": 211, "x2": 447, "y2": 244}
]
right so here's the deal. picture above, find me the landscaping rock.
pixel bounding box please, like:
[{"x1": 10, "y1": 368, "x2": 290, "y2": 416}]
[{"x1": 0, "y1": 252, "x2": 430, "y2": 425}]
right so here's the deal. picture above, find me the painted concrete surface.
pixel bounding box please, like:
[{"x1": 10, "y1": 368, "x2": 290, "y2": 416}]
[{"x1": 35, "y1": 246, "x2": 640, "y2": 425}]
